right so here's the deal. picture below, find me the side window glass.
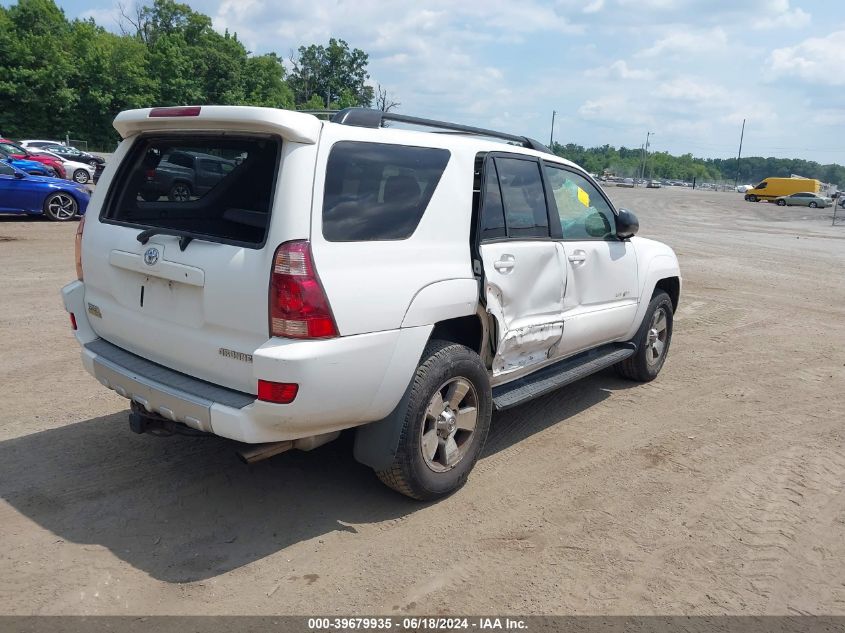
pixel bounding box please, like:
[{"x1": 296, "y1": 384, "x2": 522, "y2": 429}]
[
  {"x1": 494, "y1": 157, "x2": 549, "y2": 238},
  {"x1": 544, "y1": 165, "x2": 616, "y2": 240},
  {"x1": 0, "y1": 162, "x2": 14, "y2": 176},
  {"x1": 322, "y1": 142, "x2": 450, "y2": 241},
  {"x1": 480, "y1": 160, "x2": 506, "y2": 239}
]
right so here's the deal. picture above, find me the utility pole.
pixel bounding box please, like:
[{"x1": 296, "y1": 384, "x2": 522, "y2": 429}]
[
  {"x1": 640, "y1": 131, "x2": 652, "y2": 185},
  {"x1": 733, "y1": 118, "x2": 746, "y2": 188},
  {"x1": 549, "y1": 110, "x2": 557, "y2": 149}
]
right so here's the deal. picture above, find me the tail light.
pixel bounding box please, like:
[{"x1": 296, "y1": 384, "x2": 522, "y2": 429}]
[
  {"x1": 144, "y1": 168, "x2": 155, "y2": 181},
  {"x1": 269, "y1": 240, "x2": 338, "y2": 339},
  {"x1": 75, "y1": 215, "x2": 85, "y2": 280}
]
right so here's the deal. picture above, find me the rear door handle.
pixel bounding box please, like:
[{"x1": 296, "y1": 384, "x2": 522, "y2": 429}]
[
  {"x1": 493, "y1": 255, "x2": 515, "y2": 272},
  {"x1": 568, "y1": 250, "x2": 587, "y2": 264}
]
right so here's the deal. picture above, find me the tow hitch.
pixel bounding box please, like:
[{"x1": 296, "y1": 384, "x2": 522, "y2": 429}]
[{"x1": 128, "y1": 401, "x2": 211, "y2": 437}]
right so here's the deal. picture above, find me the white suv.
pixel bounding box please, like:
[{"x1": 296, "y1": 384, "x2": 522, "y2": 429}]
[{"x1": 62, "y1": 105, "x2": 681, "y2": 500}]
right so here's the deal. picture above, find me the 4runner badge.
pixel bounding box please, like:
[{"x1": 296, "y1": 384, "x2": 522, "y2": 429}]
[
  {"x1": 143, "y1": 247, "x2": 160, "y2": 266},
  {"x1": 219, "y1": 348, "x2": 253, "y2": 363}
]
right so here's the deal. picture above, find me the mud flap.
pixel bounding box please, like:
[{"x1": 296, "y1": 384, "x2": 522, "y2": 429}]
[{"x1": 352, "y1": 380, "x2": 414, "y2": 471}]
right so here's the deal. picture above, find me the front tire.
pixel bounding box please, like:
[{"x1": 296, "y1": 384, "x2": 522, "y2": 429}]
[
  {"x1": 745, "y1": 194, "x2": 758, "y2": 202},
  {"x1": 42, "y1": 192, "x2": 78, "y2": 221},
  {"x1": 376, "y1": 340, "x2": 492, "y2": 501},
  {"x1": 72, "y1": 169, "x2": 89, "y2": 184},
  {"x1": 809, "y1": 201, "x2": 818, "y2": 208},
  {"x1": 616, "y1": 291, "x2": 674, "y2": 382}
]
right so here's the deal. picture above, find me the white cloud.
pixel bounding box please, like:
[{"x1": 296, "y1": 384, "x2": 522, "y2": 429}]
[
  {"x1": 655, "y1": 78, "x2": 729, "y2": 102},
  {"x1": 768, "y1": 30, "x2": 845, "y2": 85},
  {"x1": 638, "y1": 28, "x2": 728, "y2": 57},
  {"x1": 582, "y1": 0, "x2": 605, "y2": 13},
  {"x1": 585, "y1": 60, "x2": 655, "y2": 80},
  {"x1": 813, "y1": 109, "x2": 845, "y2": 126},
  {"x1": 577, "y1": 95, "x2": 653, "y2": 127},
  {"x1": 752, "y1": 0, "x2": 811, "y2": 30}
]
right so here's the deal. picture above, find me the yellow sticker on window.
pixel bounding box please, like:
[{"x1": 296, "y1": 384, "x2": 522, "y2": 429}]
[{"x1": 577, "y1": 187, "x2": 590, "y2": 207}]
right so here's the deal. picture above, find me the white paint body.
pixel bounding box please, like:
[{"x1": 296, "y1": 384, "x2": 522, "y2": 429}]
[{"x1": 62, "y1": 106, "x2": 681, "y2": 444}]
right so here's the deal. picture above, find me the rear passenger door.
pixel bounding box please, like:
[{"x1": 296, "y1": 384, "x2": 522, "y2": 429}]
[{"x1": 478, "y1": 153, "x2": 567, "y2": 376}]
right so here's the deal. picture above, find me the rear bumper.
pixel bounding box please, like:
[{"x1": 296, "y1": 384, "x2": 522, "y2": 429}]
[{"x1": 62, "y1": 280, "x2": 431, "y2": 443}]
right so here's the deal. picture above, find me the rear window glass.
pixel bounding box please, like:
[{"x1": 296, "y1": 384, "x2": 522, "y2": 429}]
[
  {"x1": 103, "y1": 135, "x2": 280, "y2": 247},
  {"x1": 322, "y1": 141, "x2": 450, "y2": 241}
]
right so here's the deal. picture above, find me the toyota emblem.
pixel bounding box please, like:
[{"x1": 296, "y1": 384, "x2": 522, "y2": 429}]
[{"x1": 144, "y1": 247, "x2": 160, "y2": 266}]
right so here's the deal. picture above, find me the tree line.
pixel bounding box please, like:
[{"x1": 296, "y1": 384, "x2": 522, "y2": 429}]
[
  {"x1": 0, "y1": 0, "x2": 381, "y2": 149},
  {"x1": 552, "y1": 142, "x2": 845, "y2": 186}
]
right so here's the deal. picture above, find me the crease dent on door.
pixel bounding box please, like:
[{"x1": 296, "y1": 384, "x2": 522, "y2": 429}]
[{"x1": 485, "y1": 245, "x2": 564, "y2": 375}]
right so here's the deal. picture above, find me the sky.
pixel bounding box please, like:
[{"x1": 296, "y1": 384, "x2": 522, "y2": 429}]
[{"x1": 49, "y1": 0, "x2": 845, "y2": 163}]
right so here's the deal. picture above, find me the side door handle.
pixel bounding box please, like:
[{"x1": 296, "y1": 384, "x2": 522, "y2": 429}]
[
  {"x1": 493, "y1": 254, "x2": 515, "y2": 272},
  {"x1": 568, "y1": 250, "x2": 587, "y2": 264}
]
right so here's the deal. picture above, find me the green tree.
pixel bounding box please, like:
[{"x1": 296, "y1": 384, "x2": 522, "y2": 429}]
[{"x1": 288, "y1": 38, "x2": 374, "y2": 108}]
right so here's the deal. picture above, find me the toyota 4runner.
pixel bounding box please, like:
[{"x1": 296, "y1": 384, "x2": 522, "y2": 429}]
[{"x1": 62, "y1": 106, "x2": 681, "y2": 500}]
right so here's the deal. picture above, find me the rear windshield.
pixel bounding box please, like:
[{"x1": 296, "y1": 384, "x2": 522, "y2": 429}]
[
  {"x1": 322, "y1": 141, "x2": 450, "y2": 241},
  {"x1": 102, "y1": 135, "x2": 280, "y2": 247}
]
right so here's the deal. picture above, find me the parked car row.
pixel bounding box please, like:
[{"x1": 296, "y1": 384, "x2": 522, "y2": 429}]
[
  {"x1": 0, "y1": 138, "x2": 105, "y2": 184},
  {"x1": 20, "y1": 140, "x2": 106, "y2": 180}
]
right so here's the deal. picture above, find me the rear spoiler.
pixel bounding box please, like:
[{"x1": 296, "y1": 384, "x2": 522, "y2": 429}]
[{"x1": 113, "y1": 106, "x2": 322, "y2": 144}]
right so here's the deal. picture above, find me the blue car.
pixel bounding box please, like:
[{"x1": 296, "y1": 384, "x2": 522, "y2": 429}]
[
  {"x1": 0, "y1": 147, "x2": 54, "y2": 176},
  {"x1": 0, "y1": 160, "x2": 90, "y2": 221}
]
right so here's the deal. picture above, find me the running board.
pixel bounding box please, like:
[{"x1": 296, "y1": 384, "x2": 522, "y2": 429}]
[{"x1": 492, "y1": 343, "x2": 636, "y2": 410}]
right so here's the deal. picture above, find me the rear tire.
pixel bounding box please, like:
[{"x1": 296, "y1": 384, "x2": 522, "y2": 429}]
[
  {"x1": 376, "y1": 340, "x2": 492, "y2": 501},
  {"x1": 616, "y1": 291, "x2": 674, "y2": 382},
  {"x1": 168, "y1": 181, "x2": 192, "y2": 201},
  {"x1": 777, "y1": 199, "x2": 786, "y2": 206}
]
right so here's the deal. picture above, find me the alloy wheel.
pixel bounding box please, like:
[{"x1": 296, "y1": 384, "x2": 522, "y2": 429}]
[
  {"x1": 644, "y1": 306, "x2": 669, "y2": 366},
  {"x1": 420, "y1": 377, "x2": 479, "y2": 472}
]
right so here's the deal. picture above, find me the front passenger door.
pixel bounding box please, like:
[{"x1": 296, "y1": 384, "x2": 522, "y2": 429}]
[
  {"x1": 543, "y1": 164, "x2": 639, "y2": 357},
  {"x1": 478, "y1": 154, "x2": 567, "y2": 376}
]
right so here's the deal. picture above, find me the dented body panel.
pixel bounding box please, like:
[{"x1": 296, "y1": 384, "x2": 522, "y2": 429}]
[{"x1": 480, "y1": 241, "x2": 566, "y2": 375}]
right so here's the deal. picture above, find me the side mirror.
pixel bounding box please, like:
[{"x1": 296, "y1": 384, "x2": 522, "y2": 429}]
[
  {"x1": 14, "y1": 171, "x2": 26, "y2": 179},
  {"x1": 616, "y1": 208, "x2": 639, "y2": 239}
]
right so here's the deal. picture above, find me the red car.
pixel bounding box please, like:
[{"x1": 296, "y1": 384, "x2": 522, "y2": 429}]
[{"x1": 0, "y1": 138, "x2": 66, "y2": 179}]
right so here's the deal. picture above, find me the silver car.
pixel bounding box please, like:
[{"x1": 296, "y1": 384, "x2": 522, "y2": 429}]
[{"x1": 774, "y1": 192, "x2": 831, "y2": 208}]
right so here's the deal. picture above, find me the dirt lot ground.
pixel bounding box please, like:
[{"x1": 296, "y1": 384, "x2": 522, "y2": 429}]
[{"x1": 0, "y1": 186, "x2": 843, "y2": 616}]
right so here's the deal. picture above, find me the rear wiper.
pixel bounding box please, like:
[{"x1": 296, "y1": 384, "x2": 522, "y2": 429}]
[{"x1": 136, "y1": 228, "x2": 213, "y2": 251}]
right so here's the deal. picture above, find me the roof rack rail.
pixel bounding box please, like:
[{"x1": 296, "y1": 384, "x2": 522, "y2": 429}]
[{"x1": 331, "y1": 108, "x2": 551, "y2": 154}]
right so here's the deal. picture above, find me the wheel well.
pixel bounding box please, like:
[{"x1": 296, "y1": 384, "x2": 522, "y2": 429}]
[
  {"x1": 654, "y1": 277, "x2": 680, "y2": 313},
  {"x1": 430, "y1": 315, "x2": 483, "y2": 353}
]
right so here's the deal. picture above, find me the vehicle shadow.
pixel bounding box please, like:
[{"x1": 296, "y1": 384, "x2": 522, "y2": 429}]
[{"x1": 0, "y1": 369, "x2": 631, "y2": 583}]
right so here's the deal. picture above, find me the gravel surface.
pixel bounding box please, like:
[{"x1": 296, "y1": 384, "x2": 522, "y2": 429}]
[{"x1": 0, "y1": 186, "x2": 843, "y2": 615}]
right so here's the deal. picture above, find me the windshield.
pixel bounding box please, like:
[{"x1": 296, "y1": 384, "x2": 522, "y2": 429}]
[{"x1": 0, "y1": 142, "x2": 25, "y2": 155}]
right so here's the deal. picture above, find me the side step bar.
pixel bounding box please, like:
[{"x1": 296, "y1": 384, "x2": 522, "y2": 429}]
[{"x1": 492, "y1": 343, "x2": 636, "y2": 410}]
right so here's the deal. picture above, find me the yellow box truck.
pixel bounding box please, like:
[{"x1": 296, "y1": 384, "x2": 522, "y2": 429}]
[{"x1": 744, "y1": 177, "x2": 821, "y2": 202}]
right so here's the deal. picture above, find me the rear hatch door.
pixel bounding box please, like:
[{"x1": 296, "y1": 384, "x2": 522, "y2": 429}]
[{"x1": 81, "y1": 107, "x2": 320, "y2": 394}]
